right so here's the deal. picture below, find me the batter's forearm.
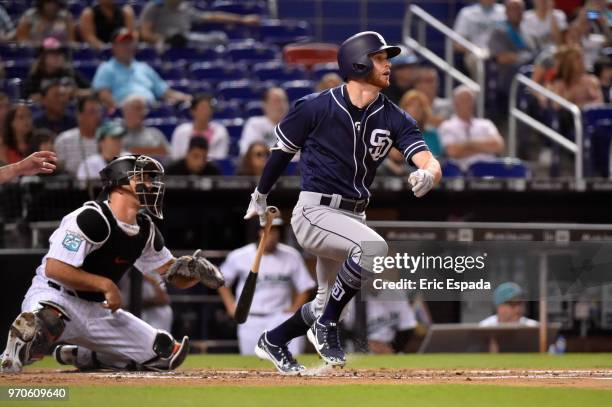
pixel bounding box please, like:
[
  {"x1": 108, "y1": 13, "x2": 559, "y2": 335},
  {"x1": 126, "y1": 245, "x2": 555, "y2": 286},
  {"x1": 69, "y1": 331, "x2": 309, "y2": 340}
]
[
  {"x1": 256, "y1": 149, "x2": 294, "y2": 194},
  {"x1": 45, "y1": 258, "x2": 114, "y2": 293},
  {"x1": 420, "y1": 155, "x2": 442, "y2": 184}
]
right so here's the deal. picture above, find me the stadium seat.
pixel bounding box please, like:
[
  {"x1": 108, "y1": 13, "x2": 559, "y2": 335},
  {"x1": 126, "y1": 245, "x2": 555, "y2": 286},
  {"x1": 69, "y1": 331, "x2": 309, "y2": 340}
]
[
  {"x1": 258, "y1": 20, "x2": 311, "y2": 45},
  {"x1": 212, "y1": 101, "x2": 242, "y2": 119},
  {"x1": 283, "y1": 43, "x2": 339, "y2": 68},
  {"x1": 190, "y1": 61, "x2": 248, "y2": 83},
  {"x1": 227, "y1": 41, "x2": 278, "y2": 64},
  {"x1": 71, "y1": 46, "x2": 99, "y2": 62},
  {"x1": 148, "y1": 104, "x2": 176, "y2": 119},
  {"x1": 218, "y1": 118, "x2": 245, "y2": 143},
  {"x1": 144, "y1": 118, "x2": 180, "y2": 141},
  {"x1": 441, "y1": 161, "x2": 463, "y2": 178},
  {"x1": 0, "y1": 44, "x2": 35, "y2": 62},
  {"x1": 281, "y1": 80, "x2": 314, "y2": 101},
  {"x1": 73, "y1": 61, "x2": 99, "y2": 81},
  {"x1": 216, "y1": 80, "x2": 263, "y2": 101},
  {"x1": 214, "y1": 158, "x2": 237, "y2": 175},
  {"x1": 1, "y1": 78, "x2": 22, "y2": 101},
  {"x1": 161, "y1": 46, "x2": 222, "y2": 63},
  {"x1": 467, "y1": 158, "x2": 529, "y2": 178},
  {"x1": 583, "y1": 106, "x2": 612, "y2": 177},
  {"x1": 245, "y1": 100, "x2": 264, "y2": 117},
  {"x1": 252, "y1": 61, "x2": 307, "y2": 82},
  {"x1": 312, "y1": 62, "x2": 341, "y2": 80},
  {"x1": 3, "y1": 61, "x2": 30, "y2": 80},
  {"x1": 135, "y1": 46, "x2": 158, "y2": 63},
  {"x1": 160, "y1": 66, "x2": 186, "y2": 81},
  {"x1": 211, "y1": 0, "x2": 267, "y2": 15}
]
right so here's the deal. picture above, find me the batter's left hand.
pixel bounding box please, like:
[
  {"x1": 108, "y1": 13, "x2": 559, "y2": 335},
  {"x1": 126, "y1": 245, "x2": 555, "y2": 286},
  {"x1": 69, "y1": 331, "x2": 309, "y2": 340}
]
[{"x1": 408, "y1": 169, "x2": 435, "y2": 198}]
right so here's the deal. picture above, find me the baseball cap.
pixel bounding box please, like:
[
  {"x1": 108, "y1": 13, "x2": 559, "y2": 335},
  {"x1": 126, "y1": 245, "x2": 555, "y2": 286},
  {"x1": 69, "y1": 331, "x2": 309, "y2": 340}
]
[
  {"x1": 96, "y1": 122, "x2": 126, "y2": 141},
  {"x1": 111, "y1": 28, "x2": 135, "y2": 44},
  {"x1": 493, "y1": 282, "x2": 524, "y2": 306}
]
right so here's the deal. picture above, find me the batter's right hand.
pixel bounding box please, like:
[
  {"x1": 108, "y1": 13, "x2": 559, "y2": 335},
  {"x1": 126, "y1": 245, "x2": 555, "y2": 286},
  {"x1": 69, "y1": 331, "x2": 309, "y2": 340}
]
[
  {"x1": 244, "y1": 188, "x2": 267, "y2": 226},
  {"x1": 102, "y1": 281, "x2": 122, "y2": 312}
]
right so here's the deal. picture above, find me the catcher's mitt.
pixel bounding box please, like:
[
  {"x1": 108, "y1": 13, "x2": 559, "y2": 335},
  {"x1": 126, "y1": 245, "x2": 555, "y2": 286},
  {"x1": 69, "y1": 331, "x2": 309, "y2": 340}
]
[{"x1": 166, "y1": 249, "x2": 225, "y2": 289}]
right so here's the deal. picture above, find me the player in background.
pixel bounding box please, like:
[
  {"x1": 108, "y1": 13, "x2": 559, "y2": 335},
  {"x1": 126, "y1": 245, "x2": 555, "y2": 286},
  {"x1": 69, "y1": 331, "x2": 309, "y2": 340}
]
[
  {"x1": 218, "y1": 216, "x2": 315, "y2": 355},
  {"x1": 480, "y1": 282, "x2": 538, "y2": 326},
  {"x1": 245, "y1": 31, "x2": 442, "y2": 373},
  {"x1": 0, "y1": 151, "x2": 57, "y2": 183},
  {"x1": 0, "y1": 155, "x2": 224, "y2": 373}
]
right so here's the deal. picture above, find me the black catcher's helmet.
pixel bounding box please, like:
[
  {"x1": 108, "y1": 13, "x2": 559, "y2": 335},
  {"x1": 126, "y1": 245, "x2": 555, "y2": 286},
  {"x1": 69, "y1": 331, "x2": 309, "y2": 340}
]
[
  {"x1": 99, "y1": 155, "x2": 165, "y2": 219},
  {"x1": 337, "y1": 31, "x2": 401, "y2": 80}
]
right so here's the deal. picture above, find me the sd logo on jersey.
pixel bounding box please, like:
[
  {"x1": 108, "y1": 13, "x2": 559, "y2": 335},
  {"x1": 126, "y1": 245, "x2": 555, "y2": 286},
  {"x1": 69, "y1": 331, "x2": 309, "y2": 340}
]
[
  {"x1": 62, "y1": 231, "x2": 84, "y2": 252},
  {"x1": 369, "y1": 129, "x2": 392, "y2": 161}
]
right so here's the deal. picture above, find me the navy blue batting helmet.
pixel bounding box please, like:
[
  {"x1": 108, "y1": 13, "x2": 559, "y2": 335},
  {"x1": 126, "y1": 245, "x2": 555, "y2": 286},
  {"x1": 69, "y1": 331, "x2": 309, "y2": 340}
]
[{"x1": 337, "y1": 31, "x2": 402, "y2": 80}]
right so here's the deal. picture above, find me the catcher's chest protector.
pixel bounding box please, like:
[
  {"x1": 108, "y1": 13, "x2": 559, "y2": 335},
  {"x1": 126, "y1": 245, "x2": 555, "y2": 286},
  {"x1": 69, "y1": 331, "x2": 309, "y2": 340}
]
[{"x1": 80, "y1": 203, "x2": 151, "y2": 297}]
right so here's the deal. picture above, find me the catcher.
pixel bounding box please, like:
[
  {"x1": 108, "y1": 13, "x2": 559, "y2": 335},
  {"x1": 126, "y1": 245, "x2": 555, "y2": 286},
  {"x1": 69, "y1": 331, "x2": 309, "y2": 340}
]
[{"x1": 0, "y1": 155, "x2": 224, "y2": 373}]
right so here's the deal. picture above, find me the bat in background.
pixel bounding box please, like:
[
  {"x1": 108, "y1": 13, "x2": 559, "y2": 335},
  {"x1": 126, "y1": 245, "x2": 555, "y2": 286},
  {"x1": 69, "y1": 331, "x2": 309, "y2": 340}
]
[{"x1": 234, "y1": 206, "x2": 279, "y2": 324}]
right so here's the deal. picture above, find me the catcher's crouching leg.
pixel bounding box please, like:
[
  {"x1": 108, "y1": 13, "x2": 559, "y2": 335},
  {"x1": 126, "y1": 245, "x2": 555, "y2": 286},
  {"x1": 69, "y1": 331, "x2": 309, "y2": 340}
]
[
  {"x1": 0, "y1": 301, "x2": 68, "y2": 373},
  {"x1": 140, "y1": 331, "x2": 190, "y2": 372}
]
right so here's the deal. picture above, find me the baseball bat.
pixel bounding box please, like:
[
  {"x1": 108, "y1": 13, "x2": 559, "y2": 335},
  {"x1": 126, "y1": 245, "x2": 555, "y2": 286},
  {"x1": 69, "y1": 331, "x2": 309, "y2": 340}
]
[{"x1": 234, "y1": 206, "x2": 279, "y2": 324}]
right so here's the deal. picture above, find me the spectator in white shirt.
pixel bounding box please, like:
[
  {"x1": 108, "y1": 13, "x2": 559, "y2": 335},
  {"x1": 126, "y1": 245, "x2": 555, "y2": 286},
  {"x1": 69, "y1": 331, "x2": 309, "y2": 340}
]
[
  {"x1": 438, "y1": 86, "x2": 504, "y2": 171},
  {"x1": 77, "y1": 121, "x2": 127, "y2": 180},
  {"x1": 453, "y1": 0, "x2": 506, "y2": 77},
  {"x1": 170, "y1": 94, "x2": 229, "y2": 160},
  {"x1": 54, "y1": 95, "x2": 102, "y2": 177},
  {"x1": 521, "y1": 0, "x2": 567, "y2": 50},
  {"x1": 121, "y1": 94, "x2": 170, "y2": 157},
  {"x1": 239, "y1": 87, "x2": 288, "y2": 156},
  {"x1": 479, "y1": 282, "x2": 538, "y2": 327}
]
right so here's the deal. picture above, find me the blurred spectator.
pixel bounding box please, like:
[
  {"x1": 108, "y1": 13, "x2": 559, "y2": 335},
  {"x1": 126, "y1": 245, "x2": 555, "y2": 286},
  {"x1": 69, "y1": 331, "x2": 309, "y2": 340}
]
[
  {"x1": 16, "y1": 0, "x2": 76, "y2": 44},
  {"x1": 0, "y1": 4, "x2": 15, "y2": 42},
  {"x1": 489, "y1": 0, "x2": 536, "y2": 98},
  {"x1": 22, "y1": 37, "x2": 91, "y2": 100},
  {"x1": 32, "y1": 80, "x2": 76, "y2": 134},
  {"x1": 54, "y1": 95, "x2": 102, "y2": 177},
  {"x1": 28, "y1": 128, "x2": 56, "y2": 155},
  {"x1": 92, "y1": 28, "x2": 191, "y2": 112},
  {"x1": 218, "y1": 217, "x2": 315, "y2": 355},
  {"x1": 239, "y1": 88, "x2": 288, "y2": 156},
  {"x1": 237, "y1": 141, "x2": 269, "y2": 176},
  {"x1": 480, "y1": 282, "x2": 538, "y2": 326},
  {"x1": 399, "y1": 90, "x2": 443, "y2": 157},
  {"x1": 382, "y1": 51, "x2": 420, "y2": 104},
  {"x1": 453, "y1": 0, "x2": 506, "y2": 77},
  {"x1": 77, "y1": 121, "x2": 126, "y2": 180},
  {"x1": 315, "y1": 73, "x2": 343, "y2": 92},
  {"x1": 413, "y1": 67, "x2": 453, "y2": 126},
  {"x1": 532, "y1": 25, "x2": 582, "y2": 85},
  {"x1": 593, "y1": 56, "x2": 612, "y2": 103},
  {"x1": 165, "y1": 137, "x2": 220, "y2": 176},
  {"x1": 546, "y1": 46, "x2": 603, "y2": 108},
  {"x1": 170, "y1": 94, "x2": 229, "y2": 160},
  {"x1": 1, "y1": 104, "x2": 34, "y2": 164},
  {"x1": 79, "y1": 0, "x2": 137, "y2": 50},
  {"x1": 121, "y1": 94, "x2": 170, "y2": 156},
  {"x1": 439, "y1": 86, "x2": 505, "y2": 171},
  {"x1": 572, "y1": 2, "x2": 612, "y2": 70},
  {"x1": 139, "y1": 0, "x2": 259, "y2": 47},
  {"x1": 521, "y1": 0, "x2": 567, "y2": 50},
  {"x1": 378, "y1": 147, "x2": 410, "y2": 177}
]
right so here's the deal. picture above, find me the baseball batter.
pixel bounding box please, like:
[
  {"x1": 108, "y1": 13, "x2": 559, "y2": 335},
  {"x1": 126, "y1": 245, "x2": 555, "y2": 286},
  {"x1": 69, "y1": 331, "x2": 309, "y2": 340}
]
[
  {"x1": 245, "y1": 31, "x2": 442, "y2": 374},
  {"x1": 0, "y1": 155, "x2": 224, "y2": 373}
]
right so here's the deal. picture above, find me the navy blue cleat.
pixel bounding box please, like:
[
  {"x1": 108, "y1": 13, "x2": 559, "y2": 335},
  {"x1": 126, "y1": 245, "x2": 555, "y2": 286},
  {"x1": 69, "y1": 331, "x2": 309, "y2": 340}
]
[
  {"x1": 307, "y1": 318, "x2": 346, "y2": 366},
  {"x1": 254, "y1": 332, "x2": 305, "y2": 375}
]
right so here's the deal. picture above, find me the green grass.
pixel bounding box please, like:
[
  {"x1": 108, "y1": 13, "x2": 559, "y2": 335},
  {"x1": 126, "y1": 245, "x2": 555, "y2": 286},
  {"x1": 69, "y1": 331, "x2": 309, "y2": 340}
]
[
  {"x1": 11, "y1": 354, "x2": 612, "y2": 407},
  {"x1": 2, "y1": 385, "x2": 611, "y2": 407},
  {"x1": 31, "y1": 353, "x2": 612, "y2": 370}
]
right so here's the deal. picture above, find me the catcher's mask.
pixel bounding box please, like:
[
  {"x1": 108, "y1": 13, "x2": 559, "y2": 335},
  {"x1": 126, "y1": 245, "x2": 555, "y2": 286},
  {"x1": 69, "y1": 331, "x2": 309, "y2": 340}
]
[{"x1": 100, "y1": 155, "x2": 166, "y2": 219}]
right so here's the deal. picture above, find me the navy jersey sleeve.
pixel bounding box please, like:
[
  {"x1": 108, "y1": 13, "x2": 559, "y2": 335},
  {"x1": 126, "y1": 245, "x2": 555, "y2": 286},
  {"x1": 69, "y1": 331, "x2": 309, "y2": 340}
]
[
  {"x1": 274, "y1": 95, "x2": 317, "y2": 154},
  {"x1": 392, "y1": 108, "x2": 429, "y2": 166}
]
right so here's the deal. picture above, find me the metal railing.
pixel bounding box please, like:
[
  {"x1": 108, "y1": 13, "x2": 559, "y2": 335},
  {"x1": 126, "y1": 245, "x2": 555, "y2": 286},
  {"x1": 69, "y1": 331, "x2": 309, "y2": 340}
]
[
  {"x1": 508, "y1": 74, "x2": 583, "y2": 180},
  {"x1": 402, "y1": 4, "x2": 487, "y2": 117}
]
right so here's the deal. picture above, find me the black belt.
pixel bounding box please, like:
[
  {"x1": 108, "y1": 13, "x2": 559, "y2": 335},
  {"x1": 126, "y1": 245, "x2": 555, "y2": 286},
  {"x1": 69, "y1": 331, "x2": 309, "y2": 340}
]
[
  {"x1": 320, "y1": 195, "x2": 368, "y2": 213},
  {"x1": 47, "y1": 281, "x2": 105, "y2": 303}
]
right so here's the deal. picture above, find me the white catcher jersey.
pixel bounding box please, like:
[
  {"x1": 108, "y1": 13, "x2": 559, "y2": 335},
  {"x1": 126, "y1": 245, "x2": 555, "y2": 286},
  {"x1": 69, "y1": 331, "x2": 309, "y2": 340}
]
[
  {"x1": 220, "y1": 243, "x2": 315, "y2": 315},
  {"x1": 37, "y1": 200, "x2": 173, "y2": 284}
]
